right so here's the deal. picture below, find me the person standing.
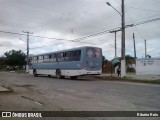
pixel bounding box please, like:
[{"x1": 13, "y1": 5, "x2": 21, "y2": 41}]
[{"x1": 117, "y1": 65, "x2": 121, "y2": 77}]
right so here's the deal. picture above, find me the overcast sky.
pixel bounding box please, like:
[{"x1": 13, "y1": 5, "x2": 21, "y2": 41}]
[{"x1": 0, "y1": 0, "x2": 160, "y2": 60}]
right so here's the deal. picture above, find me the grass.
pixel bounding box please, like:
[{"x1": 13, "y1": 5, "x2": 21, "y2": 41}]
[
  {"x1": 80, "y1": 75, "x2": 160, "y2": 85},
  {"x1": 15, "y1": 70, "x2": 26, "y2": 73},
  {"x1": 0, "y1": 69, "x2": 25, "y2": 74}
]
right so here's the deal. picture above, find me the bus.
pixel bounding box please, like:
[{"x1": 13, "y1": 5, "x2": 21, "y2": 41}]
[{"x1": 29, "y1": 46, "x2": 102, "y2": 79}]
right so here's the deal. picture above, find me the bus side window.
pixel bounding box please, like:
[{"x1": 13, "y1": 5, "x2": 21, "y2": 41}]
[
  {"x1": 64, "y1": 51, "x2": 74, "y2": 61},
  {"x1": 33, "y1": 56, "x2": 38, "y2": 63},
  {"x1": 57, "y1": 52, "x2": 64, "y2": 62},
  {"x1": 50, "y1": 54, "x2": 57, "y2": 62},
  {"x1": 44, "y1": 55, "x2": 50, "y2": 63},
  {"x1": 75, "y1": 50, "x2": 81, "y2": 61},
  {"x1": 32, "y1": 57, "x2": 34, "y2": 63},
  {"x1": 38, "y1": 56, "x2": 44, "y2": 63}
]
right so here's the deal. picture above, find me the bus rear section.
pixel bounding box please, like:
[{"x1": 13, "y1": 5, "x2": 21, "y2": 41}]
[{"x1": 82, "y1": 47, "x2": 102, "y2": 75}]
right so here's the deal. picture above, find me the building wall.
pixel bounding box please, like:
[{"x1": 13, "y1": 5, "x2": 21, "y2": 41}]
[
  {"x1": 136, "y1": 58, "x2": 160, "y2": 75},
  {"x1": 102, "y1": 61, "x2": 114, "y2": 73}
]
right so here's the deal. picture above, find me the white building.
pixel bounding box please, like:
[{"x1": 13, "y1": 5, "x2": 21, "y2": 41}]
[{"x1": 136, "y1": 58, "x2": 160, "y2": 75}]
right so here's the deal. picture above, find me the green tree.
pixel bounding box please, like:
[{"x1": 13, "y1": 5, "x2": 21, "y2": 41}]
[
  {"x1": 102, "y1": 55, "x2": 108, "y2": 62},
  {"x1": 102, "y1": 55, "x2": 105, "y2": 62},
  {"x1": 0, "y1": 56, "x2": 6, "y2": 69},
  {"x1": 4, "y1": 50, "x2": 26, "y2": 69},
  {"x1": 125, "y1": 55, "x2": 135, "y2": 66},
  {"x1": 146, "y1": 55, "x2": 151, "y2": 58}
]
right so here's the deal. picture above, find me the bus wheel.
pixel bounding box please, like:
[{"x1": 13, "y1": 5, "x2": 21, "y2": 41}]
[
  {"x1": 48, "y1": 75, "x2": 51, "y2": 77},
  {"x1": 33, "y1": 69, "x2": 38, "y2": 77},
  {"x1": 70, "y1": 76, "x2": 78, "y2": 79},
  {"x1": 61, "y1": 76, "x2": 65, "y2": 79},
  {"x1": 56, "y1": 69, "x2": 62, "y2": 79}
]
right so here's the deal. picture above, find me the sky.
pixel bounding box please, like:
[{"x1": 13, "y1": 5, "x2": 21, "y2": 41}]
[{"x1": 0, "y1": 0, "x2": 160, "y2": 60}]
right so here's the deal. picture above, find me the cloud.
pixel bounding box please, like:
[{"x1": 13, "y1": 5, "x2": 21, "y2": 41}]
[{"x1": 0, "y1": 0, "x2": 160, "y2": 60}]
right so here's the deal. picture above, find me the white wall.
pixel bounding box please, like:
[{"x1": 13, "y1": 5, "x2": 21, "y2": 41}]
[{"x1": 136, "y1": 58, "x2": 160, "y2": 75}]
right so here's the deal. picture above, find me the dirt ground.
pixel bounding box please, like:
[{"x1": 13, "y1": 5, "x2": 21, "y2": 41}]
[{"x1": 0, "y1": 72, "x2": 160, "y2": 120}]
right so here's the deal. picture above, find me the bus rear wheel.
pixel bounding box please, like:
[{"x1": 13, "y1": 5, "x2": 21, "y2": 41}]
[
  {"x1": 56, "y1": 69, "x2": 62, "y2": 79},
  {"x1": 33, "y1": 69, "x2": 38, "y2": 77},
  {"x1": 70, "y1": 76, "x2": 78, "y2": 79}
]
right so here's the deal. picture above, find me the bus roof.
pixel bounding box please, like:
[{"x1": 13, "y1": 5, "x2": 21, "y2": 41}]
[{"x1": 30, "y1": 46, "x2": 101, "y2": 57}]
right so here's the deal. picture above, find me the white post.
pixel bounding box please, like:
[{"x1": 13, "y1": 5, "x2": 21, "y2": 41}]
[
  {"x1": 121, "y1": 60, "x2": 126, "y2": 77},
  {"x1": 26, "y1": 65, "x2": 29, "y2": 73}
]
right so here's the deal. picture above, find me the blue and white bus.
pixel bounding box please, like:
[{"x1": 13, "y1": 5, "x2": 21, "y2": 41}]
[{"x1": 29, "y1": 46, "x2": 102, "y2": 79}]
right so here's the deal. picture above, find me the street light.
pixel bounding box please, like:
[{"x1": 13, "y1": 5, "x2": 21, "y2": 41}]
[
  {"x1": 106, "y1": 1, "x2": 126, "y2": 77},
  {"x1": 106, "y1": 2, "x2": 122, "y2": 16}
]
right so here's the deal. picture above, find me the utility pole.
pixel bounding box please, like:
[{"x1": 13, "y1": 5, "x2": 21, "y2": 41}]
[
  {"x1": 22, "y1": 31, "x2": 33, "y2": 73},
  {"x1": 109, "y1": 30, "x2": 121, "y2": 58},
  {"x1": 121, "y1": 0, "x2": 126, "y2": 77},
  {"x1": 133, "y1": 33, "x2": 136, "y2": 59},
  {"x1": 114, "y1": 31, "x2": 117, "y2": 58},
  {"x1": 106, "y1": 0, "x2": 126, "y2": 77},
  {"x1": 145, "y1": 40, "x2": 147, "y2": 58}
]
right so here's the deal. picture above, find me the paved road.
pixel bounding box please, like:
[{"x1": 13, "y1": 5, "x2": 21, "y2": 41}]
[{"x1": 0, "y1": 72, "x2": 160, "y2": 119}]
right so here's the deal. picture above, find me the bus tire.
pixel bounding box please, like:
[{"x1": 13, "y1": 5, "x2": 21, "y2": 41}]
[
  {"x1": 33, "y1": 69, "x2": 38, "y2": 77},
  {"x1": 61, "y1": 76, "x2": 65, "y2": 79},
  {"x1": 70, "y1": 76, "x2": 78, "y2": 79},
  {"x1": 56, "y1": 69, "x2": 62, "y2": 79}
]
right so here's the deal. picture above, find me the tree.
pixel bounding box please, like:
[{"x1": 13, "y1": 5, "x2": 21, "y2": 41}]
[
  {"x1": 4, "y1": 50, "x2": 26, "y2": 69},
  {"x1": 0, "y1": 56, "x2": 5, "y2": 69},
  {"x1": 102, "y1": 55, "x2": 105, "y2": 62},
  {"x1": 146, "y1": 55, "x2": 151, "y2": 58},
  {"x1": 102, "y1": 55, "x2": 108, "y2": 62},
  {"x1": 125, "y1": 55, "x2": 135, "y2": 66}
]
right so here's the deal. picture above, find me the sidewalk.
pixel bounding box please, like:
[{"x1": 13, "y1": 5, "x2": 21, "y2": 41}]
[{"x1": 0, "y1": 86, "x2": 10, "y2": 92}]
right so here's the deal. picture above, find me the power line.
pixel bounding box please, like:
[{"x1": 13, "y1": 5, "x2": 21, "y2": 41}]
[
  {"x1": 126, "y1": 12, "x2": 145, "y2": 40},
  {"x1": 129, "y1": 13, "x2": 160, "y2": 22},
  {"x1": 0, "y1": 17, "x2": 159, "y2": 42},
  {"x1": 73, "y1": 17, "x2": 160, "y2": 42},
  {"x1": 0, "y1": 0, "x2": 117, "y2": 35},
  {"x1": 0, "y1": 30, "x2": 25, "y2": 36},
  {"x1": 0, "y1": 0, "x2": 159, "y2": 37},
  {"x1": 127, "y1": 7, "x2": 160, "y2": 13},
  {"x1": 0, "y1": 17, "x2": 160, "y2": 50},
  {"x1": 0, "y1": 30, "x2": 95, "y2": 45},
  {"x1": 125, "y1": 0, "x2": 160, "y2": 8},
  {"x1": 134, "y1": 17, "x2": 160, "y2": 26}
]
